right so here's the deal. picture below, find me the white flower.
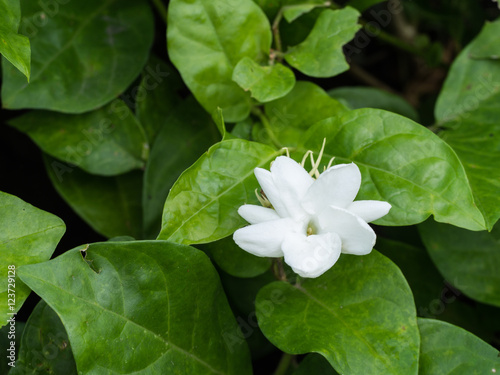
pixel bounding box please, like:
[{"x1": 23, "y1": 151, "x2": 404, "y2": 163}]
[{"x1": 233, "y1": 156, "x2": 391, "y2": 278}]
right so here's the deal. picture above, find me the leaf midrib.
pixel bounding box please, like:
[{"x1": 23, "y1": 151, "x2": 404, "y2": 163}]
[
  {"x1": 20, "y1": 272, "x2": 226, "y2": 375},
  {"x1": 163, "y1": 146, "x2": 281, "y2": 243}
]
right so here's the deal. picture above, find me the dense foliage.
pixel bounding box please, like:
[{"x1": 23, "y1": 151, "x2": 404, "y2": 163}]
[{"x1": 1, "y1": 0, "x2": 500, "y2": 373}]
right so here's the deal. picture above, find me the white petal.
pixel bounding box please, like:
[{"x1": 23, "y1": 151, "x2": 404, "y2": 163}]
[
  {"x1": 254, "y1": 168, "x2": 289, "y2": 217},
  {"x1": 270, "y1": 156, "x2": 314, "y2": 220},
  {"x1": 347, "y1": 201, "x2": 392, "y2": 223},
  {"x1": 238, "y1": 204, "x2": 280, "y2": 224},
  {"x1": 233, "y1": 218, "x2": 297, "y2": 257},
  {"x1": 282, "y1": 232, "x2": 341, "y2": 278},
  {"x1": 316, "y1": 206, "x2": 376, "y2": 255},
  {"x1": 302, "y1": 163, "x2": 362, "y2": 214}
]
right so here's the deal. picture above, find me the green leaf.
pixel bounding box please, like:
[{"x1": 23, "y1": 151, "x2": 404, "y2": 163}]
[
  {"x1": 284, "y1": 8, "x2": 361, "y2": 78},
  {"x1": 294, "y1": 354, "x2": 339, "y2": 375},
  {"x1": 282, "y1": 0, "x2": 328, "y2": 23},
  {"x1": 1, "y1": 0, "x2": 154, "y2": 113},
  {"x1": 469, "y1": 21, "x2": 500, "y2": 59},
  {"x1": 45, "y1": 157, "x2": 143, "y2": 239},
  {"x1": 283, "y1": 4, "x2": 318, "y2": 23},
  {"x1": 263, "y1": 81, "x2": 347, "y2": 146},
  {"x1": 303, "y1": 109, "x2": 486, "y2": 231},
  {"x1": 0, "y1": 191, "x2": 65, "y2": 325},
  {"x1": 434, "y1": 20, "x2": 500, "y2": 229},
  {"x1": 232, "y1": 57, "x2": 295, "y2": 103},
  {"x1": 11, "y1": 301, "x2": 77, "y2": 375},
  {"x1": 18, "y1": 241, "x2": 251, "y2": 374},
  {"x1": 328, "y1": 86, "x2": 419, "y2": 122},
  {"x1": 158, "y1": 139, "x2": 281, "y2": 244},
  {"x1": 0, "y1": 0, "x2": 30, "y2": 80},
  {"x1": 167, "y1": 0, "x2": 272, "y2": 122},
  {"x1": 418, "y1": 318, "x2": 500, "y2": 374},
  {"x1": 202, "y1": 236, "x2": 271, "y2": 278},
  {"x1": 418, "y1": 220, "x2": 500, "y2": 308},
  {"x1": 375, "y1": 236, "x2": 497, "y2": 337},
  {"x1": 10, "y1": 99, "x2": 148, "y2": 176},
  {"x1": 256, "y1": 251, "x2": 420, "y2": 374},
  {"x1": 135, "y1": 57, "x2": 185, "y2": 145},
  {"x1": 143, "y1": 97, "x2": 219, "y2": 239}
]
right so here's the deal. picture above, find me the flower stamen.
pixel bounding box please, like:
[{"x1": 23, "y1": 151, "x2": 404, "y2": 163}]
[{"x1": 255, "y1": 188, "x2": 272, "y2": 208}]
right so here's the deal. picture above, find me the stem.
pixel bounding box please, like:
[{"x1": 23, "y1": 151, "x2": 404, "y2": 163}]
[
  {"x1": 272, "y1": 8, "x2": 284, "y2": 61},
  {"x1": 151, "y1": 0, "x2": 168, "y2": 23},
  {"x1": 251, "y1": 107, "x2": 283, "y2": 149},
  {"x1": 360, "y1": 19, "x2": 423, "y2": 57},
  {"x1": 349, "y1": 64, "x2": 398, "y2": 94},
  {"x1": 273, "y1": 353, "x2": 293, "y2": 375},
  {"x1": 272, "y1": 258, "x2": 288, "y2": 281}
]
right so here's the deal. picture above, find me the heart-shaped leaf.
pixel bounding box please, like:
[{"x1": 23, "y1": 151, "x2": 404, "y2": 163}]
[
  {"x1": 256, "y1": 250, "x2": 420, "y2": 374},
  {"x1": 18, "y1": 241, "x2": 251, "y2": 374},
  {"x1": 285, "y1": 8, "x2": 361, "y2": 78},
  {"x1": 303, "y1": 108, "x2": 486, "y2": 231}
]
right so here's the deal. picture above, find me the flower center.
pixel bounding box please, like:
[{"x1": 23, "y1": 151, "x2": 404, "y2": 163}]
[{"x1": 306, "y1": 221, "x2": 318, "y2": 236}]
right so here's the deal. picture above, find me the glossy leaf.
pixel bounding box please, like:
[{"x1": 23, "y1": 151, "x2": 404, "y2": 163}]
[
  {"x1": 1, "y1": 0, "x2": 154, "y2": 113},
  {"x1": 136, "y1": 57, "x2": 185, "y2": 145},
  {"x1": 202, "y1": 236, "x2": 271, "y2": 278},
  {"x1": 167, "y1": 0, "x2": 272, "y2": 122},
  {"x1": 375, "y1": 236, "x2": 499, "y2": 338},
  {"x1": 45, "y1": 157, "x2": 143, "y2": 239},
  {"x1": 303, "y1": 109, "x2": 486, "y2": 231},
  {"x1": 434, "y1": 20, "x2": 500, "y2": 229},
  {"x1": 282, "y1": 0, "x2": 328, "y2": 23},
  {"x1": 142, "y1": 97, "x2": 219, "y2": 239},
  {"x1": 263, "y1": 81, "x2": 347, "y2": 146},
  {"x1": 158, "y1": 139, "x2": 281, "y2": 244},
  {"x1": 256, "y1": 250, "x2": 420, "y2": 374},
  {"x1": 11, "y1": 301, "x2": 77, "y2": 375},
  {"x1": 17, "y1": 241, "x2": 251, "y2": 374},
  {"x1": 469, "y1": 20, "x2": 500, "y2": 59},
  {"x1": 285, "y1": 8, "x2": 361, "y2": 78},
  {"x1": 0, "y1": 0, "x2": 30, "y2": 79},
  {"x1": 418, "y1": 318, "x2": 500, "y2": 374},
  {"x1": 328, "y1": 86, "x2": 419, "y2": 121},
  {"x1": 418, "y1": 220, "x2": 500, "y2": 308},
  {"x1": 0, "y1": 191, "x2": 65, "y2": 325},
  {"x1": 232, "y1": 57, "x2": 295, "y2": 103},
  {"x1": 10, "y1": 100, "x2": 148, "y2": 176}
]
